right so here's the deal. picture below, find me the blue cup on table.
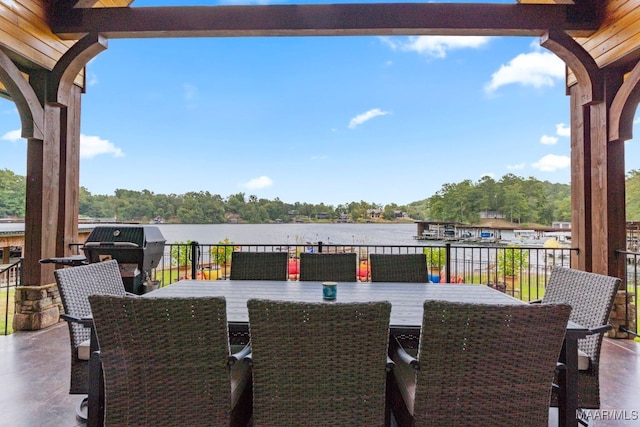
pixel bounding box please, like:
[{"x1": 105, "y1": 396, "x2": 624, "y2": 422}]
[{"x1": 322, "y1": 282, "x2": 337, "y2": 300}]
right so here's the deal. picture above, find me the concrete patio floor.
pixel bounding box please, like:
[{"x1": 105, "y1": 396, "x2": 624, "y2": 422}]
[{"x1": 1, "y1": 321, "x2": 638, "y2": 426}]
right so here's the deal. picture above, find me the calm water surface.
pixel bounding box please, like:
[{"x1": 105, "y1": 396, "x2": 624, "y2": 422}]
[
  {"x1": 155, "y1": 223, "x2": 419, "y2": 246},
  {"x1": 0, "y1": 222, "x2": 421, "y2": 246}
]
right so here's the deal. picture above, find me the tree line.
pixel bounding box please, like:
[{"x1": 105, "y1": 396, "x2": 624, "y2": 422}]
[{"x1": 8, "y1": 168, "x2": 640, "y2": 225}]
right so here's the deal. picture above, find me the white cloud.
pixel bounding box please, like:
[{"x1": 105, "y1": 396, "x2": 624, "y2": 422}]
[
  {"x1": 1, "y1": 130, "x2": 124, "y2": 159},
  {"x1": 242, "y1": 175, "x2": 273, "y2": 190},
  {"x1": 88, "y1": 73, "x2": 98, "y2": 86},
  {"x1": 484, "y1": 51, "x2": 565, "y2": 93},
  {"x1": 183, "y1": 83, "x2": 198, "y2": 109},
  {"x1": 507, "y1": 163, "x2": 526, "y2": 170},
  {"x1": 531, "y1": 154, "x2": 570, "y2": 172},
  {"x1": 80, "y1": 134, "x2": 124, "y2": 159},
  {"x1": 1, "y1": 129, "x2": 23, "y2": 142},
  {"x1": 348, "y1": 108, "x2": 389, "y2": 129},
  {"x1": 540, "y1": 135, "x2": 558, "y2": 145},
  {"x1": 381, "y1": 36, "x2": 489, "y2": 59},
  {"x1": 556, "y1": 123, "x2": 570, "y2": 137},
  {"x1": 183, "y1": 83, "x2": 197, "y2": 100},
  {"x1": 2, "y1": 106, "x2": 18, "y2": 115}
]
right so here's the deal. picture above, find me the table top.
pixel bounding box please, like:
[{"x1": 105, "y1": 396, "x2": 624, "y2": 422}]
[{"x1": 147, "y1": 280, "x2": 556, "y2": 330}]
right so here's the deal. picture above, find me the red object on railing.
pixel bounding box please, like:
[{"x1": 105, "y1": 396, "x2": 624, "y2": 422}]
[
  {"x1": 288, "y1": 258, "x2": 300, "y2": 280},
  {"x1": 288, "y1": 258, "x2": 299, "y2": 274}
]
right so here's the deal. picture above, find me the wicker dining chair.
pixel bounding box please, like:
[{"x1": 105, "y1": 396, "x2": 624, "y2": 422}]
[
  {"x1": 388, "y1": 301, "x2": 571, "y2": 427},
  {"x1": 369, "y1": 254, "x2": 428, "y2": 283},
  {"x1": 247, "y1": 299, "x2": 392, "y2": 426},
  {"x1": 298, "y1": 252, "x2": 357, "y2": 282},
  {"x1": 89, "y1": 295, "x2": 252, "y2": 427},
  {"x1": 229, "y1": 251, "x2": 288, "y2": 280},
  {"x1": 541, "y1": 266, "x2": 621, "y2": 409},
  {"x1": 53, "y1": 260, "x2": 127, "y2": 395}
]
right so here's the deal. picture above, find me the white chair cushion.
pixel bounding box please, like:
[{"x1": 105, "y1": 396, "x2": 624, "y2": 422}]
[
  {"x1": 77, "y1": 339, "x2": 91, "y2": 361},
  {"x1": 578, "y1": 349, "x2": 590, "y2": 371}
]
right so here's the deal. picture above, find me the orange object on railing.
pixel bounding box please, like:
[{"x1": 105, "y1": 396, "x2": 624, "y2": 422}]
[{"x1": 358, "y1": 260, "x2": 370, "y2": 281}]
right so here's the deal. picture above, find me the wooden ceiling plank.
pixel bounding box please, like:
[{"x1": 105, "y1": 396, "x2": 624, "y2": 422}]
[{"x1": 50, "y1": 3, "x2": 600, "y2": 39}]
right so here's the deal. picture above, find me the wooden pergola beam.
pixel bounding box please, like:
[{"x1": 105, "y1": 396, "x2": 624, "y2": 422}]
[{"x1": 51, "y1": 3, "x2": 599, "y2": 39}]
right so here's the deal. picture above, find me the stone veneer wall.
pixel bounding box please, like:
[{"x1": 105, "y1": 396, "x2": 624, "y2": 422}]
[
  {"x1": 607, "y1": 290, "x2": 637, "y2": 339},
  {"x1": 13, "y1": 283, "x2": 63, "y2": 331}
]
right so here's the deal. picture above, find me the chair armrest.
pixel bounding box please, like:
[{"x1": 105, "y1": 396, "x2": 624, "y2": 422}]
[
  {"x1": 60, "y1": 313, "x2": 94, "y2": 328},
  {"x1": 589, "y1": 324, "x2": 612, "y2": 335},
  {"x1": 389, "y1": 335, "x2": 420, "y2": 370},
  {"x1": 229, "y1": 344, "x2": 252, "y2": 366}
]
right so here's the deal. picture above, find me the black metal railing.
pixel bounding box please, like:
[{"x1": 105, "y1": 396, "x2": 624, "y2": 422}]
[
  {"x1": 154, "y1": 242, "x2": 576, "y2": 302},
  {"x1": 1, "y1": 259, "x2": 22, "y2": 335},
  {"x1": 618, "y1": 250, "x2": 640, "y2": 338},
  {"x1": 1, "y1": 243, "x2": 580, "y2": 335}
]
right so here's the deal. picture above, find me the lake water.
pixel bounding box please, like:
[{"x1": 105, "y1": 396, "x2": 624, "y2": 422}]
[
  {"x1": 145, "y1": 223, "x2": 420, "y2": 246},
  {"x1": 0, "y1": 222, "x2": 526, "y2": 246},
  {"x1": 0, "y1": 222, "x2": 421, "y2": 245}
]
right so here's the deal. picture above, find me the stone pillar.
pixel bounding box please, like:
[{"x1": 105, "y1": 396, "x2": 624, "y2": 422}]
[
  {"x1": 12, "y1": 283, "x2": 63, "y2": 331},
  {"x1": 606, "y1": 289, "x2": 636, "y2": 339}
]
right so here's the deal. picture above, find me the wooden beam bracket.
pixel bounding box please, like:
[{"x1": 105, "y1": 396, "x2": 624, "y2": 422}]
[
  {"x1": 541, "y1": 29, "x2": 602, "y2": 106},
  {"x1": 609, "y1": 60, "x2": 640, "y2": 143},
  {"x1": 0, "y1": 51, "x2": 44, "y2": 139},
  {"x1": 49, "y1": 32, "x2": 108, "y2": 102}
]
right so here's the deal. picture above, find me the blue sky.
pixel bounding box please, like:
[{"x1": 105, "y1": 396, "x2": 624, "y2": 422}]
[{"x1": 1, "y1": 0, "x2": 639, "y2": 206}]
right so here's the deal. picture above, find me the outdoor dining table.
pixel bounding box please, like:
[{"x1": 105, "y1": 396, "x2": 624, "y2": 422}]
[{"x1": 148, "y1": 280, "x2": 591, "y2": 427}]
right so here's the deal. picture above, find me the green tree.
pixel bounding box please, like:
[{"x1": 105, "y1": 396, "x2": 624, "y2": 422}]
[{"x1": 0, "y1": 168, "x2": 25, "y2": 217}]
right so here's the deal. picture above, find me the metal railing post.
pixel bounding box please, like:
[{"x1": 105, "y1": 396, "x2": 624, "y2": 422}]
[
  {"x1": 445, "y1": 243, "x2": 451, "y2": 283},
  {"x1": 190, "y1": 241, "x2": 199, "y2": 280}
]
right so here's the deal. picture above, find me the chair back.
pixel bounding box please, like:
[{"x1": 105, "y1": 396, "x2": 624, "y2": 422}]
[
  {"x1": 543, "y1": 266, "x2": 620, "y2": 358},
  {"x1": 247, "y1": 299, "x2": 391, "y2": 426},
  {"x1": 53, "y1": 259, "x2": 126, "y2": 394},
  {"x1": 412, "y1": 301, "x2": 571, "y2": 427},
  {"x1": 369, "y1": 254, "x2": 428, "y2": 283},
  {"x1": 542, "y1": 266, "x2": 621, "y2": 408},
  {"x1": 298, "y1": 252, "x2": 357, "y2": 281},
  {"x1": 230, "y1": 251, "x2": 288, "y2": 280},
  {"x1": 89, "y1": 295, "x2": 243, "y2": 426}
]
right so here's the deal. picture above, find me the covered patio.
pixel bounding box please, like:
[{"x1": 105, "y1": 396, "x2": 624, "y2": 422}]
[
  {"x1": 0, "y1": 1, "x2": 639, "y2": 425},
  {"x1": 0, "y1": 0, "x2": 638, "y2": 330}
]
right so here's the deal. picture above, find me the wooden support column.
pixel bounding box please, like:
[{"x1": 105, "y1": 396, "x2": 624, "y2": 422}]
[
  {"x1": 23, "y1": 71, "x2": 63, "y2": 286},
  {"x1": 55, "y1": 86, "x2": 81, "y2": 259},
  {"x1": 543, "y1": 31, "x2": 630, "y2": 278},
  {"x1": 609, "y1": 60, "x2": 640, "y2": 280},
  {"x1": 587, "y1": 71, "x2": 624, "y2": 276},
  {"x1": 541, "y1": 30, "x2": 602, "y2": 272},
  {"x1": 0, "y1": 35, "x2": 105, "y2": 330},
  {"x1": 568, "y1": 84, "x2": 591, "y2": 271},
  {"x1": 50, "y1": 33, "x2": 106, "y2": 259}
]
